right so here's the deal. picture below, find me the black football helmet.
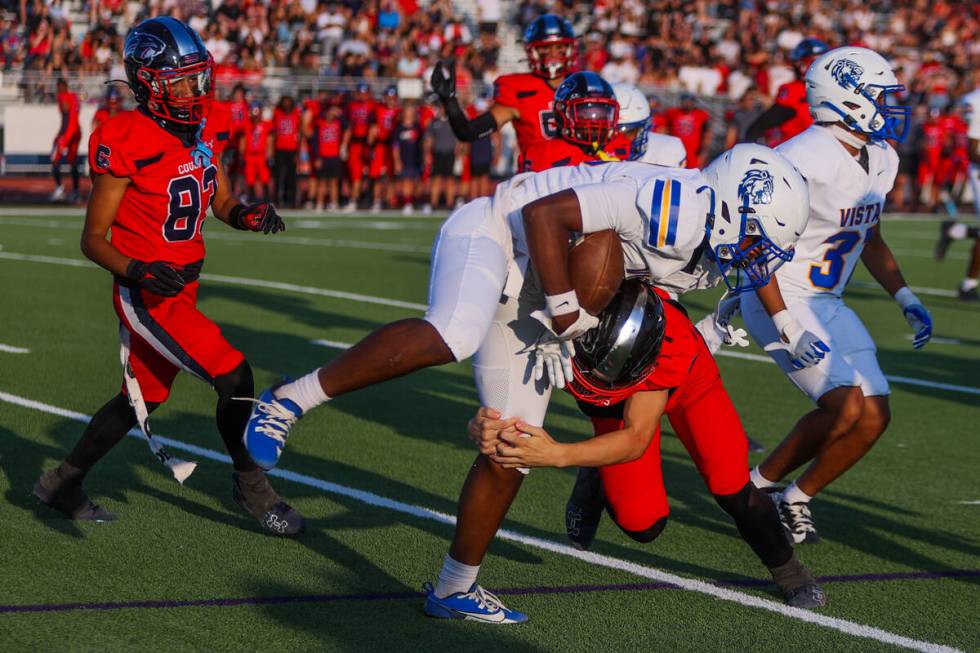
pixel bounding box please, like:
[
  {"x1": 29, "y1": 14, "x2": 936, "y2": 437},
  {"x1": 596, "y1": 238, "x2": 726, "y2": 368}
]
[
  {"x1": 523, "y1": 14, "x2": 577, "y2": 79},
  {"x1": 569, "y1": 279, "x2": 666, "y2": 406},
  {"x1": 553, "y1": 71, "x2": 619, "y2": 149},
  {"x1": 123, "y1": 16, "x2": 214, "y2": 130}
]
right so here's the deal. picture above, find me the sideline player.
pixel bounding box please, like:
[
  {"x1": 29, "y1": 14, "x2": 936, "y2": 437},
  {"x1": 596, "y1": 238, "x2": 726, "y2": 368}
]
[
  {"x1": 33, "y1": 17, "x2": 303, "y2": 536},
  {"x1": 368, "y1": 85, "x2": 401, "y2": 212},
  {"x1": 742, "y1": 47, "x2": 933, "y2": 544},
  {"x1": 467, "y1": 281, "x2": 826, "y2": 615},
  {"x1": 744, "y1": 39, "x2": 829, "y2": 145},
  {"x1": 663, "y1": 93, "x2": 711, "y2": 168},
  {"x1": 313, "y1": 97, "x2": 347, "y2": 211},
  {"x1": 342, "y1": 82, "x2": 376, "y2": 211},
  {"x1": 51, "y1": 78, "x2": 81, "y2": 202},
  {"x1": 935, "y1": 86, "x2": 980, "y2": 300},
  {"x1": 430, "y1": 13, "x2": 577, "y2": 165},
  {"x1": 92, "y1": 86, "x2": 123, "y2": 132},
  {"x1": 242, "y1": 100, "x2": 273, "y2": 201}
]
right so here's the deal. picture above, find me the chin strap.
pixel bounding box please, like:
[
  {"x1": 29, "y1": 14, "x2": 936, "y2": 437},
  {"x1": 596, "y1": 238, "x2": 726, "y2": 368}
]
[{"x1": 827, "y1": 123, "x2": 868, "y2": 150}]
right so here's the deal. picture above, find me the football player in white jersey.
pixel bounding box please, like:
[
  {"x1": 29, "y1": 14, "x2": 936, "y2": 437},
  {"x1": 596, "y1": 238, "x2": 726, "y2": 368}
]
[
  {"x1": 609, "y1": 83, "x2": 688, "y2": 167},
  {"x1": 742, "y1": 47, "x2": 934, "y2": 544},
  {"x1": 241, "y1": 145, "x2": 810, "y2": 622},
  {"x1": 935, "y1": 86, "x2": 980, "y2": 301}
]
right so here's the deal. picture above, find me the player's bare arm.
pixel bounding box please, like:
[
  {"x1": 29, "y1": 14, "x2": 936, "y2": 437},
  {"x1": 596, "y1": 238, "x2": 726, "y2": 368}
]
[
  {"x1": 860, "y1": 224, "x2": 908, "y2": 296},
  {"x1": 80, "y1": 173, "x2": 132, "y2": 277},
  {"x1": 489, "y1": 389, "x2": 668, "y2": 468}
]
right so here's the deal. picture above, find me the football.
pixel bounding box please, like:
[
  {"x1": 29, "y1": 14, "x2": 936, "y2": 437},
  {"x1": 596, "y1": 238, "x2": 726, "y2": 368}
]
[{"x1": 569, "y1": 229, "x2": 625, "y2": 315}]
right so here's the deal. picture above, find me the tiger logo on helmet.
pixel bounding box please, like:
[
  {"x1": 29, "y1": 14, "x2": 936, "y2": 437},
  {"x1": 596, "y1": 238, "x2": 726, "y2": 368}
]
[{"x1": 737, "y1": 169, "x2": 775, "y2": 206}]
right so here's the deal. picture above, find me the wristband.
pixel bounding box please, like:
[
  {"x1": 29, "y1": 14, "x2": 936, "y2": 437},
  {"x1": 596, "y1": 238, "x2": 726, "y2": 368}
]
[
  {"x1": 894, "y1": 287, "x2": 919, "y2": 310},
  {"x1": 228, "y1": 204, "x2": 247, "y2": 230},
  {"x1": 545, "y1": 290, "x2": 580, "y2": 317},
  {"x1": 771, "y1": 309, "x2": 801, "y2": 341}
]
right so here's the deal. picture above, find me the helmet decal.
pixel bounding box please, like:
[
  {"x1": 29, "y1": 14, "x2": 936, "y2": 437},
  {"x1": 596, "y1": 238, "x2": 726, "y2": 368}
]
[
  {"x1": 737, "y1": 169, "x2": 774, "y2": 206},
  {"x1": 830, "y1": 59, "x2": 864, "y2": 88},
  {"x1": 125, "y1": 32, "x2": 168, "y2": 65}
]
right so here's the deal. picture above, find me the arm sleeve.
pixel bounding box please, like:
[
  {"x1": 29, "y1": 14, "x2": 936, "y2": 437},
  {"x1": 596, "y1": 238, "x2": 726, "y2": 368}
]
[
  {"x1": 743, "y1": 104, "x2": 796, "y2": 142},
  {"x1": 573, "y1": 180, "x2": 644, "y2": 236},
  {"x1": 444, "y1": 96, "x2": 498, "y2": 142}
]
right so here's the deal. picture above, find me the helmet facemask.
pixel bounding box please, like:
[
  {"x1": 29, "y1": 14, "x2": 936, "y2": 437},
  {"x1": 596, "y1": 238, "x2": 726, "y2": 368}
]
[
  {"x1": 136, "y1": 57, "x2": 214, "y2": 126},
  {"x1": 556, "y1": 96, "x2": 619, "y2": 149},
  {"x1": 617, "y1": 116, "x2": 650, "y2": 160},
  {"x1": 707, "y1": 199, "x2": 795, "y2": 294},
  {"x1": 525, "y1": 38, "x2": 576, "y2": 79}
]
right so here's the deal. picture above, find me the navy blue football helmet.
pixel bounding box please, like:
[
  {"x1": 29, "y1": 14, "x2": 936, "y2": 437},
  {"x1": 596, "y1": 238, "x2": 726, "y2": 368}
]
[
  {"x1": 553, "y1": 71, "x2": 619, "y2": 149},
  {"x1": 523, "y1": 14, "x2": 577, "y2": 79},
  {"x1": 123, "y1": 17, "x2": 213, "y2": 129},
  {"x1": 789, "y1": 38, "x2": 829, "y2": 63}
]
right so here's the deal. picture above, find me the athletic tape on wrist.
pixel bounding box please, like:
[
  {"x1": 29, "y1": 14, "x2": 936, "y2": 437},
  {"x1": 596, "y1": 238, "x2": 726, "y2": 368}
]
[
  {"x1": 546, "y1": 290, "x2": 580, "y2": 317},
  {"x1": 894, "y1": 286, "x2": 919, "y2": 310}
]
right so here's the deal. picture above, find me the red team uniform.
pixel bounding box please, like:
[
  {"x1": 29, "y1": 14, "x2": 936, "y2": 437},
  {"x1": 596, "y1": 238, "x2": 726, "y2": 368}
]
[
  {"x1": 54, "y1": 89, "x2": 81, "y2": 163},
  {"x1": 244, "y1": 118, "x2": 273, "y2": 186},
  {"x1": 574, "y1": 289, "x2": 749, "y2": 532},
  {"x1": 369, "y1": 103, "x2": 400, "y2": 179},
  {"x1": 88, "y1": 105, "x2": 243, "y2": 403},
  {"x1": 769, "y1": 79, "x2": 812, "y2": 144},
  {"x1": 521, "y1": 138, "x2": 603, "y2": 172},
  {"x1": 346, "y1": 98, "x2": 375, "y2": 181},
  {"x1": 918, "y1": 114, "x2": 946, "y2": 188},
  {"x1": 314, "y1": 111, "x2": 346, "y2": 178},
  {"x1": 493, "y1": 73, "x2": 559, "y2": 165},
  {"x1": 664, "y1": 106, "x2": 711, "y2": 168}
]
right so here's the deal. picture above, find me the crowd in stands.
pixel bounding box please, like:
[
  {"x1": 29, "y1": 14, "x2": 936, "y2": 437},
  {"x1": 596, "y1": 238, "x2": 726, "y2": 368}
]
[{"x1": 3, "y1": 0, "x2": 977, "y2": 211}]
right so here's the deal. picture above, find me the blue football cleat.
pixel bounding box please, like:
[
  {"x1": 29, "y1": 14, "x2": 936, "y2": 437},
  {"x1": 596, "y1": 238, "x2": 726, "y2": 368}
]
[
  {"x1": 242, "y1": 387, "x2": 303, "y2": 470},
  {"x1": 422, "y1": 582, "x2": 528, "y2": 624}
]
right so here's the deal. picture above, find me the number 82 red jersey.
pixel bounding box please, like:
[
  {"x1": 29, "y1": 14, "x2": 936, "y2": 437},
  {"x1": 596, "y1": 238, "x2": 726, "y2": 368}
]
[{"x1": 88, "y1": 104, "x2": 232, "y2": 266}]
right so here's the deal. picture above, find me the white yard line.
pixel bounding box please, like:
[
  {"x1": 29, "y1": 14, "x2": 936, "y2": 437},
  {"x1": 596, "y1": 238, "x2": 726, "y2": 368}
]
[
  {"x1": 2, "y1": 250, "x2": 977, "y2": 396},
  {"x1": 0, "y1": 344, "x2": 30, "y2": 354},
  {"x1": 0, "y1": 388, "x2": 963, "y2": 653}
]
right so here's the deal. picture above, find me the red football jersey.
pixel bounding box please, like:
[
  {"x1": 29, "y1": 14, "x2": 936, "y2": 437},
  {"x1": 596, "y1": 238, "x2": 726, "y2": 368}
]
[
  {"x1": 245, "y1": 119, "x2": 272, "y2": 157},
  {"x1": 56, "y1": 90, "x2": 81, "y2": 142},
  {"x1": 521, "y1": 138, "x2": 606, "y2": 172},
  {"x1": 664, "y1": 107, "x2": 710, "y2": 168},
  {"x1": 88, "y1": 106, "x2": 231, "y2": 266},
  {"x1": 272, "y1": 107, "x2": 301, "y2": 152},
  {"x1": 91, "y1": 106, "x2": 119, "y2": 132},
  {"x1": 920, "y1": 118, "x2": 945, "y2": 154},
  {"x1": 228, "y1": 99, "x2": 249, "y2": 140},
  {"x1": 632, "y1": 289, "x2": 705, "y2": 392},
  {"x1": 315, "y1": 115, "x2": 346, "y2": 157},
  {"x1": 372, "y1": 105, "x2": 400, "y2": 143},
  {"x1": 347, "y1": 100, "x2": 375, "y2": 140},
  {"x1": 493, "y1": 72, "x2": 559, "y2": 156},
  {"x1": 770, "y1": 80, "x2": 811, "y2": 144}
]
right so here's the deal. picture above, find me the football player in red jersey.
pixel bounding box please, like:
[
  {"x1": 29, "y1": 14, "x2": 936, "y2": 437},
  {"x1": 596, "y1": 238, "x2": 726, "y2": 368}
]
[
  {"x1": 92, "y1": 86, "x2": 123, "y2": 133},
  {"x1": 918, "y1": 108, "x2": 947, "y2": 211},
  {"x1": 272, "y1": 95, "x2": 301, "y2": 208},
  {"x1": 469, "y1": 281, "x2": 827, "y2": 611},
  {"x1": 745, "y1": 39, "x2": 829, "y2": 145},
  {"x1": 313, "y1": 98, "x2": 347, "y2": 211},
  {"x1": 430, "y1": 14, "x2": 577, "y2": 165},
  {"x1": 51, "y1": 78, "x2": 81, "y2": 202},
  {"x1": 342, "y1": 82, "x2": 376, "y2": 211},
  {"x1": 32, "y1": 17, "x2": 304, "y2": 536},
  {"x1": 664, "y1": 93, "x2": 712, "y2": 168},
  {"x1": 519, "y1": 71, "x2": 618, "y2": 172},
  {"x1": 225, "y1": 84, "x2": 250, "y2": 197},
  {"x1": 242, "y1": 100, "x2": 273, "y2": 200},
  {"x1": 368, "y1": 85, "x2": 401, "y2": 212}
]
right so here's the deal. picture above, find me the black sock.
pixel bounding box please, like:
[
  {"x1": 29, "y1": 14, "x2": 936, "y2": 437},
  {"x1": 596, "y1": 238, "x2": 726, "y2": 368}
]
[
  {"x1": 715, "y1": 482, "x2": 793, "y2": 569},
  {"x1": 214, "y1": 362, "x2": 258, "y2": 472},
  {"x1": 967, "y1": 226, "x2": 980, "y2": 239},
  {"x1": 71, "y1": 164, "x2": 80, "y2": 193},
  {"x1": 52, "y1": 163, "x2": 62, "y2": 187},
  {"x1": 64, "y1": 393, "x2": 157, "y2": 475}
]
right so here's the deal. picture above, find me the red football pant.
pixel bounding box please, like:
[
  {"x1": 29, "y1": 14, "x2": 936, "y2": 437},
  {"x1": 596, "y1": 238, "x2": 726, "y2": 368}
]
[
  {"x1": 244, "y1": 155, "x2": 271, "y2": 186},
  {"x1": 596, "y1": 349, "x2": 750, "y2": 532},
  {"x1": 368, "y1": 144, "x2": 393, "y2": 179},
  {"x1": 113, "y1": 281, "x2": 244, "y2": 403},
  {"x1": 348, "y1": 142, "x2": 367, "y2": 182},
  {"x1": 52, "y1": 133, "x2": 80, "y2": 164}
]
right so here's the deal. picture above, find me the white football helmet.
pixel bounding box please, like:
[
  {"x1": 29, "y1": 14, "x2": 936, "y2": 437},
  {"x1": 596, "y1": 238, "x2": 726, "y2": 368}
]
[
  {"x1": 701, "y1": 143, "x2": 810, "y2": 294},
  {"x1": 805, "y1": 46, "x2": 910, "y2": 143},
  {"x1": 611, "y1": 83, "x2": 651, "y2": 160}
]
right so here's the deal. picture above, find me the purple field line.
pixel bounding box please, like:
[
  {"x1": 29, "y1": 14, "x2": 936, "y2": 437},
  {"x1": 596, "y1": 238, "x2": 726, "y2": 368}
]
[{"x1": 2, "y1": 569, "x2": 977, "y2": 615}]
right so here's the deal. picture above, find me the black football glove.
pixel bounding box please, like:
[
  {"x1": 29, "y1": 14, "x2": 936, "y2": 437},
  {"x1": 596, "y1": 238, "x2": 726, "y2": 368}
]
[
  {"x1": 125, "y1": 260, "x2": 185, "y2": 297},
  {"x1": 430, "y1": 58, "x2": 457, "y2": 103},
  {"x1": 231, "y1": 202, "x2": 286, "y2": 234}
]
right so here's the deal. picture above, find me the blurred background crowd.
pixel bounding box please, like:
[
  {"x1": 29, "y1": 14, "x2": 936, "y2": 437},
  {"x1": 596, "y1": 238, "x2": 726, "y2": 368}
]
[{"x1": 0, "y1": 0, "x2": 977, "y2": 211}]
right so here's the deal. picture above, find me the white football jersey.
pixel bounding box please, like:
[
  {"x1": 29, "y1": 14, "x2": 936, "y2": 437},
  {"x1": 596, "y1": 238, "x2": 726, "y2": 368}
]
[
  {"x1": 640, "y1": 133, "x2": 688, "y2": 168},
  {"x1": 773, "y1": 125, "x2": 898, "y2": 298},
  {"x1": 492, "y1": 161, "x2": 712, "y2": 295}
]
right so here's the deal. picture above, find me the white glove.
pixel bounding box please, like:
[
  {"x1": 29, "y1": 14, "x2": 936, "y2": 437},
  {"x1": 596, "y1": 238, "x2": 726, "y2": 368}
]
[
  {"x1": 532, "y1": 336, "x2": 575, "y2": 389},
  {"x1": 530, "y1": 308, "x2": 599, "y2": 341},
  {"x1": 695, "y1": 315, "x2": 750, "y2": 354},
  {"x1": 767, "y1": 310, "x2": 829, "y2": 370},
  {"x1": 715, "y1": 292, "x2": 741, "y2": 328}
]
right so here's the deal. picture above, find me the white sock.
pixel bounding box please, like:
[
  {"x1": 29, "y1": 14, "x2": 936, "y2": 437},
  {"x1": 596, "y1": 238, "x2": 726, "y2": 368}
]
[
  {"x1": 433, "y1": 555, "x2": 480, "y2": 599},
  {"x1": 961, "y1": 278, "x2": 979, "y2": 292},
  {"x1": 782, "y1": 481, "x2": 813, "y2": 505},
  {"x1": 949, "y1": 223, "x2": 968, "y2": 240},
  {"x1": 750, "y1": 466, "x2": 778, "y2": 489},
  {"x1": 273, "y1": 370, "x2": 330, "y2": 413}
]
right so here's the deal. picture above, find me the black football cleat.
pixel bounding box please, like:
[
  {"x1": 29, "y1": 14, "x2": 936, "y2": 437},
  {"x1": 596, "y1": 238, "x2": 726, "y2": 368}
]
[
  {"x1": 233, "y1": 470, "x2": 305, "y2": 537},
  {"x1": 33, "y1": 468, "x2": 116, "y2": 522},
  {"x1": 776, "y1": 497, "x2": 821, "y2": 545},
  {"x1": 935, "y1": 220, "x2": 954, "y2": 261},
  {"x1": 784, "y1": 583, "x2": 828, "y2": 609},
  {"x1": 565, "y1": 466, "x2": 604, "y2": 550},
  {"x1": 958, "y1": 287, "x2": 979, "y2": 302},
  {"x1": 770, "y1": 556, "x2": 827, "y2": 609}
]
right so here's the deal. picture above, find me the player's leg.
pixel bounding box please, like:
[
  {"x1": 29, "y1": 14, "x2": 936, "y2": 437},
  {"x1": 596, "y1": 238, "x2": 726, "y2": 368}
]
[
  {"x1": 50, "y1": 145, "x2": 64, "y2": 199},
  {"x1": 245, "y1": 198, "x2": 511, "y2": 468},
  {"x1": 938, "y1": 164, "x2": 980, "y2": 300},
  {"x1": 426, "y1": 295, "x2": 552, "y2": 623},
  {"x1": 369, "y1": 146, "x2": 383, "y2": 211}
]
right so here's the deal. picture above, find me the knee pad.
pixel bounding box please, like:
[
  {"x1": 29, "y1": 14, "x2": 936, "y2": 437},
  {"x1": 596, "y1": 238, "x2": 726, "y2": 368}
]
[
  {"x1": 617, "y1": 515, "x2": 668, "y2": 543},
  {"x1": 213, "y1": 361, "x2": 254, "y2": 399}
]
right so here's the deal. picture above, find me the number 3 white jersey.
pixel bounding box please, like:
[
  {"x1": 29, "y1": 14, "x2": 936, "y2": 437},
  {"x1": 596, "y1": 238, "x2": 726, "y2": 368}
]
[
  {"x1": 493, "y1": 161, "x2": 712, "y2": 296},
  {"x1": 773, "y1": 125, "x2": 898, "y2": 298}
]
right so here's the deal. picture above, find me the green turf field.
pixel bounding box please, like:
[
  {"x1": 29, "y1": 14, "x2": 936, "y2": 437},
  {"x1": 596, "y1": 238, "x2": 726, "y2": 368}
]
[{"x1": 0, "y1": 209, "x2": 977, "y2": 652}]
